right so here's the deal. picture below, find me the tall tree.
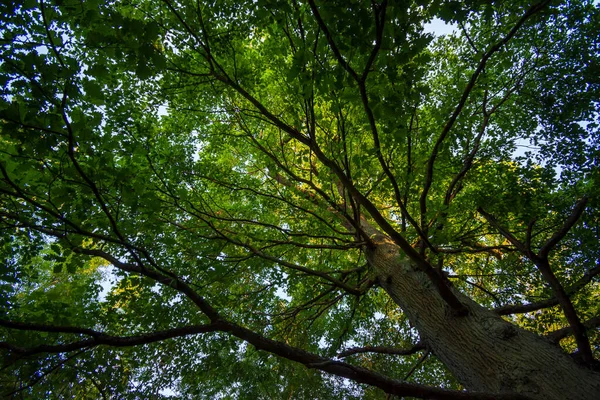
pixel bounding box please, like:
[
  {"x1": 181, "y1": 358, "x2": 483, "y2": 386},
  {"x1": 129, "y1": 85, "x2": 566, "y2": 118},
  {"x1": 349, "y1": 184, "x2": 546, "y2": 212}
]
[{"x1": 1, "y1": 0, "x2": 599, "y2": 398}]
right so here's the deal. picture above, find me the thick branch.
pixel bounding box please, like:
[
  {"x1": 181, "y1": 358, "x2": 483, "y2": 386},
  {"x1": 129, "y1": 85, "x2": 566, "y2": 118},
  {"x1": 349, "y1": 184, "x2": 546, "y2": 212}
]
[
  {"x1": 546, "y1": 316, "x2": 600, "y2": 344},
  {"x1": 0, "y1": 319, "x2": 103, "y2": 337},
  {"x1": 0, "y1": 317, "x2": 530, "y2": 400},
  {"x1": 0, "y1": 322, "x2": 219, "y2": 356},
  {"x1": 219, "y1": 322, "x2": 530, "y2": 399},
  {"x1": 494, "y1": 264, "x2": 600, "y2": 315},
  {"x1": 479, "y1": 206, "x2": 594, "y2": 363},
  {"x1": 533, "y1": 258, "x2": 593, "y2": 363},
  {"x1": 494, "y1": 298, "x2": 559, "y2": 316}
]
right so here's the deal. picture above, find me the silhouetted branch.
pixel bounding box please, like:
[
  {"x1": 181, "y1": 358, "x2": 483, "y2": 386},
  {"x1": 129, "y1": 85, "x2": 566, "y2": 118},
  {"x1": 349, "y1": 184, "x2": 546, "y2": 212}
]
[
  {"x1": 404, "y1": 348, "x2": 431, "y2": 381},
  {"x1": 546, "y1": 316, "x2": 600, "y2": 344},
  {"x1": 0, "y1": 317, "x2": 531, "y2": 400},
  {"x1": 338, "y1": 342, "x2": 425, "y2": 358},
  {"x1": 479, "y1": 202, "x2": 594, "y2": 363},
  {"x1": 421, "y1": 0, "x2": 551, "y2": 230},
  {"x1": 539, "y1": 196, "x2": 588, "y2": 259},
  {"x1": 0, "y1": 322, "x2": 219, "y2": 357}
]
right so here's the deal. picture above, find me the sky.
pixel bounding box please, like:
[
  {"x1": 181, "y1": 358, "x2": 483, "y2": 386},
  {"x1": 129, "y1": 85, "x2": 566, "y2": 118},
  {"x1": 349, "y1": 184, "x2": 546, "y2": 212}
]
[{"x1": 423, "y1": 18, "x2": 457, "y2": 36}]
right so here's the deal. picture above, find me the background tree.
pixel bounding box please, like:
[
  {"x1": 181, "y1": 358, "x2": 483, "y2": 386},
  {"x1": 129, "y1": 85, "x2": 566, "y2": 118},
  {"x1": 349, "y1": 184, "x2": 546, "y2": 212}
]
[{"x1": 1, "y1": 0, "x2": 599, "y2": 398}]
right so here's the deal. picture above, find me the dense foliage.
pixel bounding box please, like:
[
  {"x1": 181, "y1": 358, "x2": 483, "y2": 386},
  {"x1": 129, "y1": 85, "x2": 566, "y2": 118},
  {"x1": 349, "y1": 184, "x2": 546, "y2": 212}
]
[{"x1": 1, "y1": 0, "x2": 599, "y2": 398}]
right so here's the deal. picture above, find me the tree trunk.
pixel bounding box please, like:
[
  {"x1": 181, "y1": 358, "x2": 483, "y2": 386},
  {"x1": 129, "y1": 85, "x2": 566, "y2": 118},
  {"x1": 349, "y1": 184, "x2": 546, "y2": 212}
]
[{"x1": 365, "y1": 227, "x2": 600, "y2": 399}]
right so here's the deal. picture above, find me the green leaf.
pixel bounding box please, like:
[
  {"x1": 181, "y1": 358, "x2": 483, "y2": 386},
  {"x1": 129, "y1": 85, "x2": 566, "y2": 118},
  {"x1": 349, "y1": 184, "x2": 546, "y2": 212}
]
[
  {"x1": 135, "y1": 61, "x2": 153, "y2": 79},
  {"x1": 88, "y1": 63, "x2": 110, "y2": 79},
  {"x1": 82, "y1": 80, "x2": 104, "y2": 103}
]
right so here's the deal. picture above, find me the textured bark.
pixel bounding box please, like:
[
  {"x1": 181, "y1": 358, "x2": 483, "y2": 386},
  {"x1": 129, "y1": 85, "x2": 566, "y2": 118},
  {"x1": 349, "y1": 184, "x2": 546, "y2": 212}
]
[{"x1": 365, "y1": 226, "x2": 600, "y2": 400}]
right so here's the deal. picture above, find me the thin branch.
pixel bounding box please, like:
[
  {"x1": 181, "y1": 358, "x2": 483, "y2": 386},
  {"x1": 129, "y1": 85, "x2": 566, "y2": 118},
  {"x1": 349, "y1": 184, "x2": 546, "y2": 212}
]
[
  {"x1": 308, "y1": 0, "x2": 431, "y2": 248},
  {"x1": 72, "y1": 248, "x2": 221, "y2": 321},
  {"x1": 438, "y1": 244, "x2": 512, "y2": 258},
  {"x1": 457, "y1": 278, "x2": 501, "y2": 305},
  {"x1": 338, "y1": 342, "x2": 425, "y2": 358},
  {"x1": 477, "y1": 208, "x2": 530, "y2": 255},
  {"x1": 3, "y1": 350, "x2": 86, "y2": 397},
  {"x1": 306, "y1": 0, "x2": 359, "y2": 80},
  {"x1": 444, "y1": 112, "x2": 490, "y2": 207},
  {"x1": 217, "y1": 234, "x2": 364, "y2": 295},
  {"x1": 539, "y1": 196, "x2": 588, "y2": 259},
  {"x1": 420, "y1": 0, "x2": 551, "y2": 228},
  {"x1": 459, "y1": 20, "x2": 480, "y2": 55},
  {"x1": 403, "y1": 348, "x2": 431, "y2": 381},
  {"x1": 361, "y1": 0, "x2": 388, "y2": 82}
]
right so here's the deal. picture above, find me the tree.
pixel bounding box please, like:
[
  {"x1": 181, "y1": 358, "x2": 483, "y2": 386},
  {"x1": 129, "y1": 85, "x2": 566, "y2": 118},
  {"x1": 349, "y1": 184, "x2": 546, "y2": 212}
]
[{"x1": 1, "y1": 0, "x2": 599, "y2": 398}]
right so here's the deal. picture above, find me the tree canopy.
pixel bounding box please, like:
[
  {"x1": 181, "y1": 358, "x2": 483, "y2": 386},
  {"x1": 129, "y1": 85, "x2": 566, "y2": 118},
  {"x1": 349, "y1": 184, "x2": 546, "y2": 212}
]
[{"x1": 1, "y1": 0, "x2": 599, "y2": 398}]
